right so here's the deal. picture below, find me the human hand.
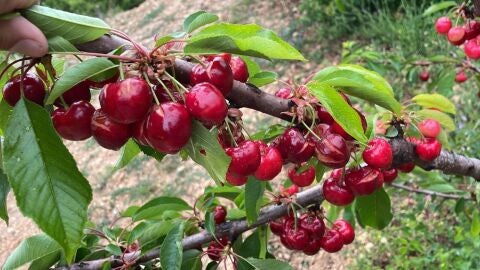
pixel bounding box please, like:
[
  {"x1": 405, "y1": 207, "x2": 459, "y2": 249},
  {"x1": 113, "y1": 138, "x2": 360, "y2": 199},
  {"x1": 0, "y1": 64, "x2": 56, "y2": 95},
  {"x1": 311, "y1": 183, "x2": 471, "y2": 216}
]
[{"x1": 0, "y1": 0, "x2": 47, "y2": 57}]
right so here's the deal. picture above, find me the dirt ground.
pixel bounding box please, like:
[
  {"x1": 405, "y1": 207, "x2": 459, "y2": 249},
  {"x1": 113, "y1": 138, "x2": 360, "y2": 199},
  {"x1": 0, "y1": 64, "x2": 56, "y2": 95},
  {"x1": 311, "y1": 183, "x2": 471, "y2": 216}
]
[{"x1": 0, "y1": 1, "x2": 350, "y2": 268}]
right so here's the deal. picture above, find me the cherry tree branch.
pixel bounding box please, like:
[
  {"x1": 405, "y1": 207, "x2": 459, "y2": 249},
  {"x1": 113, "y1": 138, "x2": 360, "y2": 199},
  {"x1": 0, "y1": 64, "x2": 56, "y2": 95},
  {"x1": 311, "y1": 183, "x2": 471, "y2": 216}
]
[{"x1": 389, "y1": 183, "x2": 475, "y2": 200}]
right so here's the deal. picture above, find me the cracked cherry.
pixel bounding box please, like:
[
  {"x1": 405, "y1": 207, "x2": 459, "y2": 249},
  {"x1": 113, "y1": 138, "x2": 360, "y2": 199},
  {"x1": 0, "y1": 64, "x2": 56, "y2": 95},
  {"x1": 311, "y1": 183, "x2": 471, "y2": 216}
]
[
  {"x1": 52, "y1": 101, "x2": 95, "y2": 141},
  {"x1": 320, "y1": 229, "x2": 344, "y2": 253},
  {"x1": 455, "y1": 71, "x2": 468, "y2": 83},
  {"x1": 145, "y1": 102, "x2": 192, "y2": 154},
  {"x1": 299, "y1": 214, "x2": 325, "y2": 237},
  {"x1": 230, "y1": 56, "x2": 249, "y2": 82},
  {"x1": 288, "y1": 165, "x2": 315, "y2": 187},
  {"x1": 435, "y1": 16, "x2": 452, "y2": 34},
  {"x1": 315, "y1": 133, "x2": 350, "y2": 168},
  {"x1": 100, "y1": 78, "x2": 153, "y2": 124},
  {"x1": 254, "y1": 141, "x2": 283, "y2": 181},
  {"x1": 383, "y1": 168, "x2": 398, "y2": 183},
  {"x1": 333, "y1": 219, "x2": 355, "y2": 245},
  {"x1": 185, "y1": 82, "x2": 228, "y2": 127},
  {"x1": 226, "y1": 140, "x2": 261, "y2": 176},
  {"x1": 416, "y1": 138, "x2": 442, "y2": 161},
  {"x1": 418, "y1": 118, "x2": 441, "y2": 138},
  {"x1": 345, "y1": 166, "x2": 384, "y2": 196},
  {"x1": 322, "y1": 176, "x2": 355, "y2": 206},
  {"x1": 277, "y1": 128, "x2": 315, "y2": 163},
  {"x1": 54, "y1": 81, "x2": 91, "y2": 107},
  {"x1": 3, "y1": 73, "x2": 46, "y2": 106},
  {"x1": 362, "y1": 138, "x2": 393, "y2": 169},
  {"x1": 91, "y1": 109, "x2": 132, "y2": 150},
  {"x1": 213, "y1": 205, "x2": 227, "y2": 224}
]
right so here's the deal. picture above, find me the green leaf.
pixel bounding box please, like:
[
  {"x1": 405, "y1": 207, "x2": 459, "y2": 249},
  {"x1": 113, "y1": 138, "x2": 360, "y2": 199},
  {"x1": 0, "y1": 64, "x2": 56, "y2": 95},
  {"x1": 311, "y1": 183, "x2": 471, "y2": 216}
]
[
  {"x1": 160, "y1": 222, "x2": 185, "y2": 270},
  {"x1": 111, "y1": 139, "x2": 141, "y2": 174},
  {"x1": 47, "y1": 36, "x2": 79, "y2": 52},
  {"x1": 138, "y1": 144, "x2": 166, "y2": 162},
  {"x1": 248, "y1": 71, "x2": 278, "y2": 87},
  {"x1": 227, "y1": 208, "x2": 246, "y2": 220},
  {"x1": 28, "y1": 250, "x2": 61, "y2": 270},
  {"x1": 47, "y1": 58, "x2": 117, "y2": 104},
  {"x1": 241, "y1": 56, "x2": 261, "y2": 76},
  {"x1": 243, "y1": 258, "x2": 292, "y2": 270},
  {"x1": 471, "y1": 211, "x2": 480, "y2": 237},
  {"x1": 250, "y1": 124, "x2": 286, "y2": 142},
  {"x1": 184, "y1": 121, "x2": 230, "y2": 185},
  {"x1": 2, "y1": 99, "x2": 92, "y2": 261},
  {"x1": 22, "y1": 5, "x2": 110, "y2": 44},
  {"x1": 412, "y1": 94, "x2": 456, "y2": 115},
  {"x1": 245, "y1": 177, "x2": 266, "y2": 225},
  {"x1": 423, "y1": 1, "x2": 457, "y2": 16},
  {"x1": 354, "y1": 188, "x2": 392, "y2": 230},
  {"x1": 0, "y1": 99, "x2": 12, "y2": 135},
  {"x1": 307, "y1": 82, "x2": 368, "y2": 143},
  {"x1": 417, "y1": 109, "x2": 455, "y2": 131},
  {"x1": 155, "y1": 32, "x2": 187, "y2": 47},
  {"x1": 185, "y1": 23, "x2": 306, "y2": 61},
  {"x1": 105, "y1": 244, "x2": 122, "y2": 256},
  {"x1": 127, "y1": 222, "x2": 148, "y2": 244},
  {"x1": 3, "y1": 234, "x2": 61, "y2": 270},
  {"x1": 181, "y1": 250, "x2": 202, "y2": 270},
  {"x1": 133, "y1": 197, "x2": 191, "y2": 221},
  {"x1": 204, "y1": 186, "x2": 243, "y2": 201},
  {"x1": 138, "y1": 220, "x2": 177, "y2": 246},
  {"x1": 0, "y1": 166, "x2": 9, "y2": 223},
  {"x1": 183, "y1": 11, "x2": 219, "y2": 33}
]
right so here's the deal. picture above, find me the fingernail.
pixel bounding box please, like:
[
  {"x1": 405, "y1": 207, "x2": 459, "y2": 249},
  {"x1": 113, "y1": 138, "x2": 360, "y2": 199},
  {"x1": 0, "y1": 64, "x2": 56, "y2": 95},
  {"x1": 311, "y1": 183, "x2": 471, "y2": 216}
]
[{"x1": 10, "y1": 39, "x2": 47, "y2": 57}]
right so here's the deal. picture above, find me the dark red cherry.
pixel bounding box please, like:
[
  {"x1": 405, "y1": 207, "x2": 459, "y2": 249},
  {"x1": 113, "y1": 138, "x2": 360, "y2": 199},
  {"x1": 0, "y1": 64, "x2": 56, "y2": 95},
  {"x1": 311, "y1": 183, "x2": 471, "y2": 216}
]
[
  {"x1": 416, "y1": 138, "x2": 442, "y2": 161},
  {"x1": 229, "y1": 56, "x2": 249, "y2": 82},
  {"x1": 189, "y1": 64, "x2": 209, "y2": 85},
  {"x1": 288, "y1": 165, "x2": 316, "y2": 187},
  {"x1": 154, "y1": 80, "x2": 183, "y2": 103},
  {"x1": 213, "y1": 205, "x2": 227, "y2": 224},
  {"x1": 51, "y1": 101, "x2": 95, "y2": 141},
  {"x1": 91, "y1": 109, "x2": 132, "y2": 150},
  {"x1": 207, "y1": 57, "x2": 234, "y2": 96},
  {"x1": 463, "y1": 21, "x2": 480, "y2": 40},
  {"x1": 185, "y1": 82, "x2": 228, "y2": 127},
  {"x1": 226, "y1": 171, "x2": 248, "y2": 186},
  {"x1": 100, "y1": 78, "x2": 153, "y2": 124},
  {"x1": 145, "y1": 102, "x2": 192, "y2": 154},
  {"x1": 303, "y1": 237, "x2": 321, "y2": 255},
  {"x1": 314, "y1": 133, "x2": 350, "y2": 168},
  {"x1": 320, "y1": 229, "x2": 344, "y2": 253},
  {"x1": 132, "y1": 120, "x2": 149, "y2": 146},
  {"x1": 226, "y1": 140, "x2": 261, "y2": 176},
  {"x1": 362, "y1": 138, "x2": 393, "y2": 169},
  {"x1": 2, "y1": 73, "x2": 46, "y2": 106},
  {"x1": 397, "y1": 162, "x2": 415, "y2": 173},
  {"x1": 333, "y1": 219, "x2": 355, "y2": 245},
  {"x1": 316, "y1": 106, "x2": 334, "y2": 124},
  {"x1": 254, "y1": 141, "x2": 283, "y2": 181},
  {"x1": 284, "y1": 228, "x2": 309, "y2": 250},
  {"x1": 322, "y1": 176, "x2": 355, "y2": 206},
  {"x1": 345, "y1": 166, "x2": 384, "y2": 196},
  {"x1": 270, "y1": 219, "x2": 284, "y2": 236},
  {"x1": 206, "y1": 238, "x2": 227, "y2": 261},
  {"x1": 274, "y1": 88, "x2": 292, "y2": 99},
  {"x1": 206, "y1": 53, "x2": 232, "y2": 63},
  {"x1": 277, "y1": 128, "x2": 315, "y2": 163},
  {"x1": 419, "y1": 71, "x2": 430, "y2": 82},
  {"x1": 54, "y1": 81, "x2": 91, "y2": 107},
  {"x1": 382, "y1": 168, "x2": 398, "y2": 183},
  {"x1": 299, "y1": 214, "x2": 325, "y2": 237}
]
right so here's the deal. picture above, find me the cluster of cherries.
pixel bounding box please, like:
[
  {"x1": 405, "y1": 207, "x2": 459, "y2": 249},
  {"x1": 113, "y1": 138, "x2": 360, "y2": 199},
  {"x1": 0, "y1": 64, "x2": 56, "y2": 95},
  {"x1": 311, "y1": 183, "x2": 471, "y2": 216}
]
[{"x1": 435, "y1": 16, "x2": 480, "y2": 59}]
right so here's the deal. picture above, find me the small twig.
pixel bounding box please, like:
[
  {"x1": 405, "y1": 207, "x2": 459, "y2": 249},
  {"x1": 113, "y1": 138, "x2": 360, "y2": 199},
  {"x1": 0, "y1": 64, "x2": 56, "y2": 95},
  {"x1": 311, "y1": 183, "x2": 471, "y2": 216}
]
[{"x1": 390, "y1": 183, "x2": 473, "y2": 200}]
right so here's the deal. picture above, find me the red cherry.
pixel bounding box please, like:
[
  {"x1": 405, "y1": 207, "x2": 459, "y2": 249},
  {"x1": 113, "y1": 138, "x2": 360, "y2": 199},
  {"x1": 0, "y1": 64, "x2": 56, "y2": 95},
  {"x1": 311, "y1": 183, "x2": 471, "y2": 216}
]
[
  {"x1": 382, "y1": 168, "x2": 398, "y2": 183},
  {"x1": 288, "y1": 165, "x2": 316, "y2": 187},
  {"x1": 207, "y1": 57, "x2": 234, "y2": 96},
  {"x1": 333, "y1": 219, "x2": 355, "y2": 245},
  {"x1": 280, "y1": 233, "x2": 295, "y2": 250},
  {"x1": 2, "y1": 73, "x2": 46, "y2": 106},
  {"x1": 270, "y1": 219, "x2": 284, "y2": 236},
  {"x1": 229, "y1": 56, "x2": 249, "y2": 82},
  {"x1": 277, "y1": 128, "x2": 315, "y2": 163},
  {"x1": 419, "y1": 71, "x2": 430, "y2": 82},
  {"x1": 226, "y1": 140, "x2": 261, "y2": 176},
  {"x1": 132, "y1": 120, "x2": 149, "y2": 146},
  {"x1": 397, "y1": 162, "x2": 415, "y2": 173},
  {"x1": 51, "y1": 101, "x2": 95, "y2": 141},
  {"x1": 185, "y1": 82, "x2": 228, "y2": 127},
  {"x1": 299, "y1": 214, "x2": 325, "y2": 237},
  {"x1": 100, "y1": 78, "x2": 153, "y2": 124},
  {"x1": 274, "y1": 88, "x2": 293, "y2": 99},
  {"x1": 284, "y1": 228, "x2": 309, "y2": 250},
  {"x1": 87, "y1": 72, "x2": 119, "y2": 89},
  {"x1": 226, "y1": 171, "x2": 248, "y2": 186},
  {"x1": 280, "y1": 185, "x2": 299, "y2": 196},
  {"x1": 464, "y1": 21, "x2": 480, "y2": 40},
  {"x1": 455, "y1": 71, "x2": 468, "y2": 83},
  {"x1": 416, "y1": 138, "x2": 442, "y2": 161},
  {"x1": 254, "y1": 142, "x2": 283, "y2": 181},
  {"x1": 154, "y1": 80, "x2": 183, "y2": 103},
  {"x1": 322, "y1": 176, "x2": 355, "y2": 206},
  {"x1": 54, "y1": 81, "x2": 91, "y2": 107},
  {"x1": 206, "y1": 53, "x2": 232, "y2": 63},
  {"x1": 362, "y1": 138, "x2": 393, "y2": 169},
  {"x1": 314, "y1": 133, "x2": 350, "y2": 168},
  {"x1": 213, "y1": 205, "x2": 227, "y2": 224},
  {"x1": 447, "y1": 27, "x2": 466, "y2": 45},
  {"x1": 206, "y1": 239, "x2": 227, "y2": 261},
  {"x1": 316, "y1": 106, "x2": 334, "y2": 124},
  {"x1": 418, "y1": 119, "x2": 441, "y2": 138},
  {"x1": 435, "y1": 16, "x2": 452, "y2": 34},
  {"x1": 320, "y1": 229, "x2": 344, "y2": 253},
  {"x1": 464, "y1": 38, "x2": 480, "y2": 59},
  {"x1": 189, "y1": 64, "x2": 209, "y2": 85},
  {"x1": 303, "y1": 237, "x2": 321, "y2": 255},
  {"x1": 145, "y1": 102, "x2": 192, "y2": 154},
  {"x1": 91, "y1": 109, "x2": 132, "y2": 150},
  {"x1": 345, "y1": 166, "x2": 384, "y2": 196}
]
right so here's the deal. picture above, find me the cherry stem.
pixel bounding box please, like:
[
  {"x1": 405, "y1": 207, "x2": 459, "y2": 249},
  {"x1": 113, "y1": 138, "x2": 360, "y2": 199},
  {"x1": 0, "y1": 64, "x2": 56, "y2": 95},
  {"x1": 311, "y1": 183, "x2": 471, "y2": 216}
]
[
  {"x1": 156, "y1": 78, "x2": 176, "y2": 102},
  {"x1": 119, "y1": 62, "x2": 125, "y2": 80},
  {"x1": 301, "y1": 121, "x2": 322, "y2": 141},
  {"x1": 142, "y1": 73, "x2": 160, "y2": 105},
  {"x1": 110, "y1": 30, "x2": 149, "y2": 59},
  {"x1": 0, "y1": 57, "x2": 32, "y2": 80},
  {"x1": 164, "y1": 71, "x2": 188, "y2": 92},
  {"x1": 51, "y1": 51, "x2": 141, "y2": 63},
  {"x1": 224, "y1": 120, "x2": 238, "y2": 147},
  {"x1": 236, "y1": 120, "x2": 252, "y2": 140}
]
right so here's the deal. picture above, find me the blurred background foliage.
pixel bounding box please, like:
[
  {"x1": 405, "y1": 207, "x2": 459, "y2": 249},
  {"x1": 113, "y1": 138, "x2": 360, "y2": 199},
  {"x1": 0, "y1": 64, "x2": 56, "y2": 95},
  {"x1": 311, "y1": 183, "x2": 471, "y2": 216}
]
[{"x1": 40, "y1": 0, "x2": 145, "y2": 16}]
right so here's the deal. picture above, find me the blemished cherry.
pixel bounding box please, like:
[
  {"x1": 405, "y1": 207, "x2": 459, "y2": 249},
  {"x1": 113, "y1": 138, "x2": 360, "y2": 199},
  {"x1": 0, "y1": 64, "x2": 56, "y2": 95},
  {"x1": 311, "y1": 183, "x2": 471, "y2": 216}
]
[
  {"x1": 397, "y1": 162, "x2": 415, "y2": 173},
  {"x1": 230, "y1": 56, "x2": 249, "y2": 82},
  {"x1": 333, "y1": 219, "x2": 355, "y2": 245},
  {"x1": 362, "y1": 138, "x2": 393, "y2": 169},
  {"x1": 299, "y1": 214, "x2": 325, "y2": 237},
  {"x1": 226, "y1": 140, "x2": 261, "y2": 176},
  {"x1": 207, "y1": 57, "x2": 234, "y2": 96},
  {"x1": 226, "y1": 171, "x2": 248, "y2": 186},
  {"x1": 288, "y1": 165, "x2": 316, "y2": 187},
  {"x1": 132, "y1": 120, "x2": 149, "y2": 146},
  {"x1": 447, "y1": 27, "x2": 466, "y2": 45},
  {"x1": 91, "y1": 109, "x2": 132, "y2": 150},
  {"x1": 213, "y1": 205, "x2": 227, "y2": 224},
  {"x1": 314, "y1": 133, "x2": 350, "y2": 168},
  {"x1": 416, "y1": 138, "x2": 442, "y2": 161},
  {"x1": 274, "y1": 88, "x2": 293, "y2": 99},
  {"x1": 54, "y1": 81, "x2": 91, "y2": 107},
  {"x1": 145, "y1": 102, "x2": 192, "y2": 154},
  {"x1": 383, "y1": 168, "x2": 398, "y2": 183},
  {"x1": 418, "y1": 118, "x2": 441, "y2": 138},
  {"x1": 345, "y1": 166, "x2": 384, "y2": 196},
  {"x1": 277, "y1": 128, "x2": 315, "y2": 163},
  {"x1": 303, "y1": 237, "x2": 321, "y2": 255},
  {"x1": 435, "y1": 16, "x2": 452, "y2": 34},
  {"x1": 455, "y1": 71, "x2": 468, "y2": 83},
  {"x1": 320, "y1": 229, "x2": 344, "y2": 253},
  {"x1": 51, "y1": 101, "x2": 95, "y2": 141},
  {"x1": 185, "y1": 82, "x2": 228, "y2": 127},
  {"x1": 100, "y1": 78, "x2": 153, "y2": 124},
  {"x1": 322, "y1": 176, "x2": 355, "y2": 206},
  {"x1": 419, "y1": 71, "x2": 430, "y2": 82},
  {"x1": 2, "y1": 73, "x2": 46, "y2": 106},
  {"x1": 254, "y1": 141, "x2": 283, "y2": 181},
  {"x1": 464, "y1": 38, "x2": 480, "y2": 59},
  {"x1": 270, "y1": 219, "x2": 284, "y2": 236}
]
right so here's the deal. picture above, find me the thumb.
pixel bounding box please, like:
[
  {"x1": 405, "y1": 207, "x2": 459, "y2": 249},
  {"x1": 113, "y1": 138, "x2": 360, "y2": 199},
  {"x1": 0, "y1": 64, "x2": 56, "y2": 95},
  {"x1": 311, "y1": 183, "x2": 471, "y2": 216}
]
[{"x1": 0, "y1": 16, "x2": 48, "y2": 57}]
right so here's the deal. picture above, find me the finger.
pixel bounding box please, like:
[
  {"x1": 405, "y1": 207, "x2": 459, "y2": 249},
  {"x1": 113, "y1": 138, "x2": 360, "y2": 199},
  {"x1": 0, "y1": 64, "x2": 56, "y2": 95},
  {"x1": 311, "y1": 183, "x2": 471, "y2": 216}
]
[
  {"x1": 0, "y1": 0, "x2": 38, "y2": 14},
  {"x1": 0, "y1": 16, "x2": 48, "y2": 57}
]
